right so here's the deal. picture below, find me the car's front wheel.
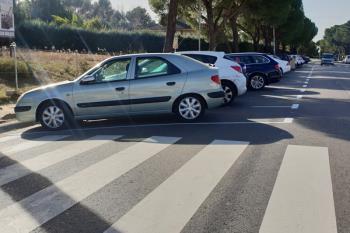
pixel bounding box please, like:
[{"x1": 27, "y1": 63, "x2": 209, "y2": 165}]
[
  {"x1": 249, "y1": 75, "x2": 266, "y2": 90},
  {"x1": 38, "y1": 102, "x2": 72, "y2": 130},
  {"x1": 175, "y1": 95, "x2": 205, "y2": 121}
]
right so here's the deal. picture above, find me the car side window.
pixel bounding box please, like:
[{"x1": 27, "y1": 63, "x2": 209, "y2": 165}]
[
  {"x1": 183, "y1": 54, "x2": 217, "y2": 64},
  {"x1": 251, "y1": 56, "x2": 269, "y2": 64},
  {"x1": 93, "y1": 58, "x2": 131, "y2": 83},
  {"x1": 237, "y1": 56, "x2": 253, "y2": 64},
  {"x1": 136, "y1": 57, "x2": 181, "y2": 79}
]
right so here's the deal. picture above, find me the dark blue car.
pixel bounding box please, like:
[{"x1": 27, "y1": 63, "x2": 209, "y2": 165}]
[{"x1": 225, "y1": 52, "x2": 282, "y2": 90}]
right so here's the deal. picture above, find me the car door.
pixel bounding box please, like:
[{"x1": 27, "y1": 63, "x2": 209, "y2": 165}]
[
  {"x1": 230, "y1": 55, "x2": 254, "y2": 75},
  {"x1": 73, "y1": 58, "x2": 132, "y2": 117},
  {"x1": 129, "y1": 56, "x2": 186, "y2": 113}
]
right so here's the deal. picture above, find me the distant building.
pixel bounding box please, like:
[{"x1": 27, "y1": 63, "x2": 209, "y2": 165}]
[{"x1": 0, "y1": 0, "x2": 15, "y2": 45}]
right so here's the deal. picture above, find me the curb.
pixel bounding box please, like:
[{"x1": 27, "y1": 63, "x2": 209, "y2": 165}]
[{"x1": 0, "y1": 120, "x2": 36, "y2": 133}]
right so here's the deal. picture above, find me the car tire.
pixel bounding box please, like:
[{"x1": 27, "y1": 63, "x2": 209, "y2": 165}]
[
  {"x1": 174, "y1": 95, "x2": 205, "y2": 121},
  {"x1": 38, "y1": 101, "x2": 73, "y2": 130},
  {"x1": 280, "y1": 68, "x2": 284, "y2": 76},
  {"x1": 248, "y1": 74, "x2": 266, "y2": 90},
  {"x1": 222, "y1": 81, "x2": 237, "y2": 105}
]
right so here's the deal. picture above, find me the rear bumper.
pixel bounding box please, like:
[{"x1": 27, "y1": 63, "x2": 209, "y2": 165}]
[{"x1": 267, "y1": 71, "x2": 282, "y2": 84}]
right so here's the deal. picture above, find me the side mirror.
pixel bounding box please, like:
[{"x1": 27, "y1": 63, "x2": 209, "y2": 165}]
[{"x1": 80, "y1": 75, "x2": 96, "y2": 84}]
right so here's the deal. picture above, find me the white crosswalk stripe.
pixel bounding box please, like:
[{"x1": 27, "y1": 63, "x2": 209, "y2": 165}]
[
  {"x1": 0, "y1": 135, "x2": 339, "y2": 233},
  {"x1": 0, "y1": 136, "x2": 180, "y2": 233},
  {"x1": 259, "y1": 145, "x2": 337, "y2": 233},
  {"x1": 0, "y1": 135, "x2": 69, "y2": 155},
  {"x1": 0, "y1": 135, "x2": 19, "y2": 143},
  {"x1": 0, "y1": 135, "x2": 122, "y2": 186},
  {"x1": 105, "y1": 140, "x2": 249, "y2": 233}
]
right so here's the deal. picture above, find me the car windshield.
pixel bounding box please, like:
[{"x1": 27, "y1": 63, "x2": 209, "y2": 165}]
[{"x1": 322, "y1": 54, "x2": 334, "y2": 59}]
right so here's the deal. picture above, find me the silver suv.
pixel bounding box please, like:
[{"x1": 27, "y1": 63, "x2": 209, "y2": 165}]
[{"x1": 15, "y1": 53, "x2": 224, "y2": 130}]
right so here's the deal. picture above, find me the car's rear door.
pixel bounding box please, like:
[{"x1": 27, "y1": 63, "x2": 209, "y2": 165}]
[
  {"x1": 73, "y1": 58, "x2": 132, "y2": 117},
  {"x1": 128, "y1": 56, "x2": 186, "y2": 113}
]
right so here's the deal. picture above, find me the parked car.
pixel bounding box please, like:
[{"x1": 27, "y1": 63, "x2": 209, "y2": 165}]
[
  {"x1": 179, "y1": 51, "x2": 247, "y2": 104},
  {"x1": 15, "y1": 53, "x2": 224, "y2": 130},
  {"x1": 268, "y1": 54, "x2": 291, "y2": 75},
  {"x1": 301, "y1": 55, "x2": 311, "y2": 63},
  {"x1": 225, "y1": 52, "x2": 282, "y2": 90},
  {"x1": 343, "y1": 55, "x2": 350, "y2": 64},
  {"x1": 291, "y1": 55, "x2": 305, "y2": 67},
  {"x1": 321, "y1": 53, "x2": 335, "y2": 65},
  {"x1": 287, "y1": 55, "x2": 297, "y2": 70}
]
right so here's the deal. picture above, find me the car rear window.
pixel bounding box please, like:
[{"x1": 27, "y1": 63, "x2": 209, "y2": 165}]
[
  {"x1": 251, "y1": 55, "x2": 270, "y2": 64},
  {"x1": 182, "y1": 54, "x2": 218, "y2": 65},
  {"x1": 226, "y1": 55, "x2": 253, "y2": 64}
]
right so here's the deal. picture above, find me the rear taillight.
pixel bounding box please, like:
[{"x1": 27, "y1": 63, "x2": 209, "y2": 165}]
[
  {"x1": 211, "y1": 75, "x2": 221, "y2": 85},
  {"x1": 231, "y1": 65, "x2": 242, "y2": 73}
]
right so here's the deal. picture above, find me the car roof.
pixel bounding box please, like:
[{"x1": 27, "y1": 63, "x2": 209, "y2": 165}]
[
  {"x1": 227, "y1": 52, "x2": 266, "y2": 56},
  {"x1": 177, "y1": 51, "x2": 225, "y2": 57}
]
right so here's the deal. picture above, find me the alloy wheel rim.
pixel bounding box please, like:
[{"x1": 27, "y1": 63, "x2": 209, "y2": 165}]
[
  {"x1": 223, "y1": 85, "x2": 233, "y2": 103},
  {"x1": 179, "y1": 97, "x2": 202, "y2": 120},
  {"x1": 251, "y1": 76, "x2": 264, "y2": 89},
  {"x1": 42, "y1": 106, "x2": 65, "y2": 129}
]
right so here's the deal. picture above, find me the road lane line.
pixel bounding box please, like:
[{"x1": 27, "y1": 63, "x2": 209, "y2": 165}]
[
  {"x1": 283, "y1": 118, "x2": 294, "y2": 123},
  {"x1": 296, "y1": 95, "x2": 303, "y2": 99},
  {"x1": 291, "y1": 104, "x2": 299, "y2": 110},
  {"x1": 0, "y1": 136, "x2": 180, "y2": 233},
  {"x1": 0, "y1": 135, "x2": 122, "y2": 186},
  {"x1": 252, "y1": 106, "x2": 292, "y2": 108},
  {"x1": 105, "y1": 140, "x2": 249, "y2": 233},
  {"x1": 304, "y1": 81, "x2": 309, "y2": 84},
  {"x1": 302, "y1": 85, "x2": 308, "y2": 88},
  {"x1": 1, "y1": 135, "x2": 69, "y2": 155},
  {"x1": 259, "y1": 145, "x2": 337, "y2": 233},
  {"x1": 300, "y1": 89, "x2": 306, "y2": 92}
]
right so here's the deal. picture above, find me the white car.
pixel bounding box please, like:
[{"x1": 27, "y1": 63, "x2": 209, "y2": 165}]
[
  {"x1": 179, "y1": 51, "x2": 247, "y2": 104},
  {"x1": 292, "y1": 55, "x2": 305, "y2": 66},
  {"x1": 268, "y1": 55, "x2": 291, "y2": 75},
  {"x1": 344, "y1": 55, "x2": 350, "y2": 64}
]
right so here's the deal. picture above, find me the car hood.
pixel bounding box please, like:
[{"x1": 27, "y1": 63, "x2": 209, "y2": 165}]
[{"x1": 26, "y1": 81, "x2": 73, "y2": 93}]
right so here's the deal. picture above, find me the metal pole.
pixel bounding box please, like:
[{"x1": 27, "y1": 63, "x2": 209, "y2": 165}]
[
  {"x1": 273, "y1": 26, "x2": 276, "y2": 55},
  {"x1": 12, "y1": 43, "x2": 18, "y2": 91}
]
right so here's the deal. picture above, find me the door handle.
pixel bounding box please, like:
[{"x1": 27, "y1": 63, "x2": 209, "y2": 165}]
[
  {"x1": 115, "y1": 87, "x2": 125, "y2": 91},
  {"x1": 166, "y1": 82, "x2": 176, "y2": 86}
]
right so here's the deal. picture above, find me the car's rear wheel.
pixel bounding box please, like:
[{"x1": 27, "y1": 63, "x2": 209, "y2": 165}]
[
  {"x1": 249, "y1": 75, "x2": 266, "y2": 90},
  {"x1": 222, "y1": 81, "x2": 237, "y2": 105},
  {"x1": 175, "y1": 95, "x2": 205, "y2": 121},
  {"x1": 39, "y1": 102, "x2": 72, "y2": 130}
]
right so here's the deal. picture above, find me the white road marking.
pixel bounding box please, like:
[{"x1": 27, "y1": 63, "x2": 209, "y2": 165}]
[
  {"x1": 259, "y1": 145, "x2": 337, "y2": 233},
  {"x1": 291, "y1": 104, "x2": 300, "y2": 110},
  {"x1": 296, "y1": 95, "x2": 303, "y2": 99},
  {"x1": 1, "y1": 135, "x2": 69, "y2": 155},
  {"x1": 0, "y1": 135, "x2": 18, "y2": 143},
  {"x1": 304, "y1": 81, "x2": 309, "y2": 84},
  {"x1": 0, "y1": 135, "x2": 122, "y2": 186},
  {"x1": 0, "y1": 136, "x2": 180, "y2": 233},
  {"x1": 302, "y1": 85, "x2": 308, "y2": 88},
  {"x1": 283, "y1": 118, "x2": 294, "y2": 123},
  {"x1": 300, "y1": 89, "x2": 306, "y2": 93},
  {"x1": 105, "y1": 140, "x2": 249, "y2": 233},
  {"x1": 252, "y1": 106, "x2": 292, "y2": 108}
]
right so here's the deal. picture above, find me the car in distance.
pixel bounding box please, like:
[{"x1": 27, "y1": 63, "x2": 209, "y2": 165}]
[
  {"x1": 15, "y1": 53, "x2": 224, "y2": 130},
  {"x1": 321, "y1": 53, "x2": 335, "y2": 65},
  {"x1": 225, "y1": 52, "x2": 282, "y2": 90},
  {"x1": 343, "y1": 55, "x2": 350, "y2": 64},
  {"x1": 179, "y1": 51, "x2": 247, "y2": 104},
  {"x1": 268, "y1": 54, "x2": 291, "y2": 75}
]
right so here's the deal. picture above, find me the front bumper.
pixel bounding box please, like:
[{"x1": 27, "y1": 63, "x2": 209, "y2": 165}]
[{"x1": 15, "y1": 105, "x2": 36, "y2": 123}]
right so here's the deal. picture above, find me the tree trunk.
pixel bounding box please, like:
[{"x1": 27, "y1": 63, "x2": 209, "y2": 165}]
[
  {"x1": 163, "y1": 0, "x2": 178, "y2": 53},
  {"x1": 231, "y1": 15, "x2": 239, "y2": 52},
  {"x1": 203, "y1": 1, "x2": 216, "y2": 51}
]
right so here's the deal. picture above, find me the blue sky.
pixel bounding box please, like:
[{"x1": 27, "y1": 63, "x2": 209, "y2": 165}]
[{"x1": 110, "y1": 0, "x2": 350, "y2": 41}]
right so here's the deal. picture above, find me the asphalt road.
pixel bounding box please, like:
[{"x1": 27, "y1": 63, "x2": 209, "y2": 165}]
[{"x1": 0, "y1": 62, "x2": 349, "y2": 233}]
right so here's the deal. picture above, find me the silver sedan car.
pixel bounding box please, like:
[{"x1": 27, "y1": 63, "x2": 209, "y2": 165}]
[{"x1": 15, "y1": 53, "x2": 224, "y2": 130}]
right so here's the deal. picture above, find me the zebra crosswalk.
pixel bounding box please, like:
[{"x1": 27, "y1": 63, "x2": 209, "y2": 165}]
[{"x1": 0, "y1": 134, "x2": 338, "y2": 233}]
